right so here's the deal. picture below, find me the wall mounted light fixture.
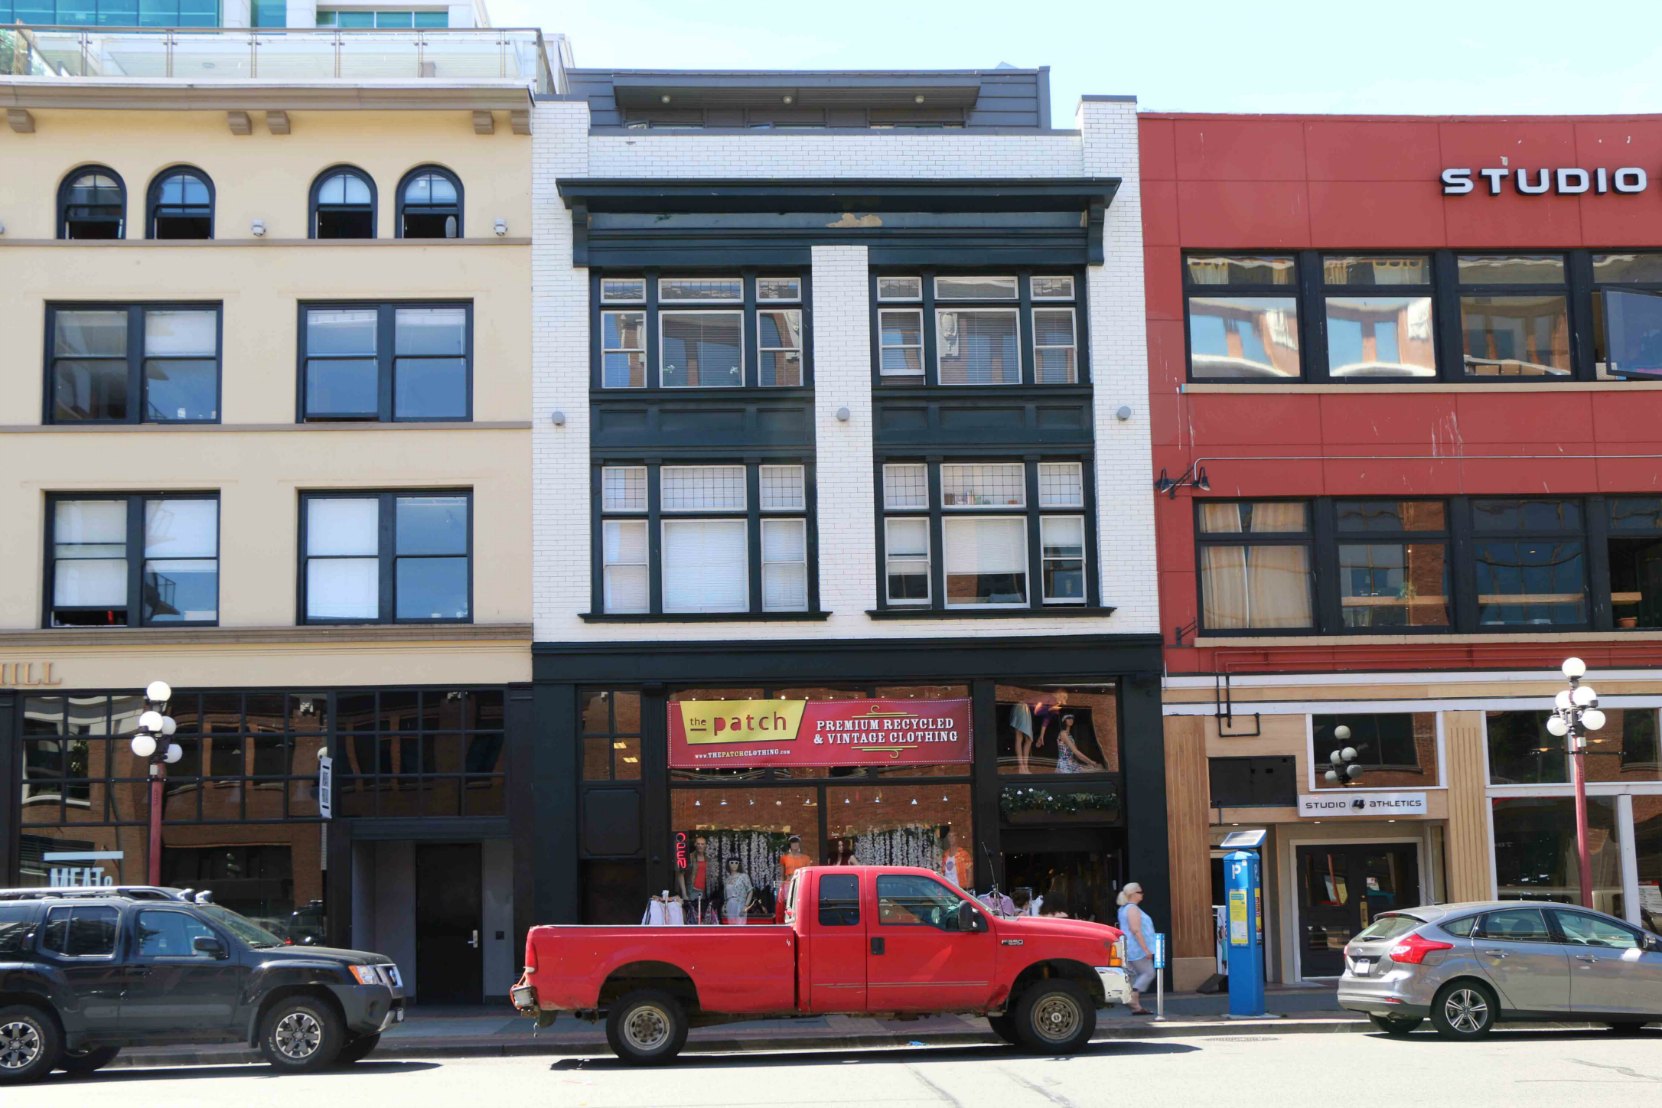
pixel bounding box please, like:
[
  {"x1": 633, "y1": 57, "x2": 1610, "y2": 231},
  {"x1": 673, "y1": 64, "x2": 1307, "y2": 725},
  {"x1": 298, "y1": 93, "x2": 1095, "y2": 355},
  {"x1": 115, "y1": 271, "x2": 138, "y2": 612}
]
[{"x1": 1154, "y1": 463, "x2": 1210, "y2": 498}]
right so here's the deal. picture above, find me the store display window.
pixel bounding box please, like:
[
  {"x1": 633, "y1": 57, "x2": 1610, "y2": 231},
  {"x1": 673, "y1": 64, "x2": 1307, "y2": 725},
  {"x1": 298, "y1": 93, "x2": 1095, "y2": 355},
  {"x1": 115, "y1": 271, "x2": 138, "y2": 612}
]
[{"x1": 995, "y1": 684, "x2": 1118, "y2": 775}]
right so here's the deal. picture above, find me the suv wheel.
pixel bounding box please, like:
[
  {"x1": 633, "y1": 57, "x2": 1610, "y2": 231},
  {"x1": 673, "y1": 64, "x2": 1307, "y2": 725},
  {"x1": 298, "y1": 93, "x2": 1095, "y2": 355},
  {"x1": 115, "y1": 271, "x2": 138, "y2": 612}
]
[
  {"x1": 605, "y1": 989, "x2": 688, "y2": 1065},
  {"x1": 0, "y1": 1005, "x2": 61, "y2": 1084},
  {"x1": 260, "y1": 995, "x2": 345, "y2": 1072},
  {"x1": 60, "y1": 1045, "x2": 121, "y2": 1075},
  {"x1": 1013, "y1": 979, "x2": 1096, "y2": 1054},
  {"x1": 1431, "y1": 981, "x2": 1497, "y2": 1040}
]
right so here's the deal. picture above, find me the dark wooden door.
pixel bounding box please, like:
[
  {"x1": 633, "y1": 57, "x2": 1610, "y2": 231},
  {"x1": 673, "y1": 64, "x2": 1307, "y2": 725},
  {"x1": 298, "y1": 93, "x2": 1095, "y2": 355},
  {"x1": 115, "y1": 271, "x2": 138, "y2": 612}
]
[
  {"x1": 1296, "y1": 843, "x2": 1420, "y2": 977},
  {"x1": 415, "y1": 843, "x2": 482, "y2": 1004}
]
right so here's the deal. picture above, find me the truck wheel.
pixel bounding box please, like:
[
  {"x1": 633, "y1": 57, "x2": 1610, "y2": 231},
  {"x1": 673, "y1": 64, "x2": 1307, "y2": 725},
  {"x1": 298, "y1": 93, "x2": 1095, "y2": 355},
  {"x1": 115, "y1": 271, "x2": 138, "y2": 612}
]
[
  {"x1": 0, "y1": 1004, "x2": 62, "y2": 1084},
  {"x1": 987, "y1": 1013, "x2": 1019, "y2": 1045},
  {"x1": 260, "y1": 995, "x2": 345, "y2": 1072},
  {"x1": 605, "y1": 989, "x2": 688, "y2": 1065},
  {"x1": 59, "y1": 1045, "x2": 121, "y2": 1074},
  {"x1": 1013, "y1": 980, "x2": 1096, "y2": 1054},
  {"x1": 336, "y1": 1033, "x2": 381, "y2": 1064}
]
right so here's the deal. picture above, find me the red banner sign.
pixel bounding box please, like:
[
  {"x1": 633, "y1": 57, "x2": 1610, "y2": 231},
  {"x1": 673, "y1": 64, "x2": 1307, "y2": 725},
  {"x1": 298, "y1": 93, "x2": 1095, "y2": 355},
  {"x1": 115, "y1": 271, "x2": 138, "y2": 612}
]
[{"x1": 668, "y1": 698, "x2": 972, "y2": 769}]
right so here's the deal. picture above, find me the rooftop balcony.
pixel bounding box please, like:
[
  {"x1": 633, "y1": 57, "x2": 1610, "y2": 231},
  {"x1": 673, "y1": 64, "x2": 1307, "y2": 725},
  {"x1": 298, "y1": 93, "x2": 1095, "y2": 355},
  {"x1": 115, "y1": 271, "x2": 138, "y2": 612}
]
[{"x1": 0, "y1": 26, "x2": 561, "y2": 92}]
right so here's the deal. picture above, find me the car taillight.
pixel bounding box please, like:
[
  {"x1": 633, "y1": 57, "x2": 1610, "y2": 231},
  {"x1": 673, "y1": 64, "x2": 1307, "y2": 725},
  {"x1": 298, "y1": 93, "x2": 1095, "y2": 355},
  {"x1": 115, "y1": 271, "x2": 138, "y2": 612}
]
[{"x1": 1388, "y1": 933, "x2": 1453, "y2": 965}]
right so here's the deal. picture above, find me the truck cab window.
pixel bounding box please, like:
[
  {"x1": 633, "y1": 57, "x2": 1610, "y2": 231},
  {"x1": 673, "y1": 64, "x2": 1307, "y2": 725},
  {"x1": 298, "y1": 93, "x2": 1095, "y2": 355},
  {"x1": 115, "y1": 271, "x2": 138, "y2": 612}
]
[
  {"x1": 876, "y1": 874, "x2": 965, "y2": 930},
  {"x1": 818, "y1": 874, "x2": 860, "y2": 926}
]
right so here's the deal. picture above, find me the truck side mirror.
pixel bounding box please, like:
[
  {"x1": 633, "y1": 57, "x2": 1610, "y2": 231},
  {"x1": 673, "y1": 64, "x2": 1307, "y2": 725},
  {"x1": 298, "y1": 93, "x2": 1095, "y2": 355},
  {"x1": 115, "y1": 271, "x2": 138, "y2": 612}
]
[
  {"x1": 956, "y1": 902, "x2": 984, "y2": 933},
  {"x1": 193, "y1": 935, "x2": 226, "y2": 959}
]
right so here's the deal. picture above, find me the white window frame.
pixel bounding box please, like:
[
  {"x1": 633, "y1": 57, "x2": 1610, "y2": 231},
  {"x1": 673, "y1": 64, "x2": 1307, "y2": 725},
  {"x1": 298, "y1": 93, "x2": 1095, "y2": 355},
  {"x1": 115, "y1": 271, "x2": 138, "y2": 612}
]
[
  {"x1": 935, "y1": 306, "x2": 1022, "y2": 386},
  {"x1": 877, "y1": 276, "x2": 922, "y2": 302},
  {"x1": 884, "y1": 517, "x2": 931, "y2": 606},
  {"x1": 658, "y1": 277, "x2": 744, "y2": 304},
  {"x1": 883, "y1": 463, "x2": 930, "y2": 510},
  {"x1": 1040, "y1": 514, "x2": 1088, "y2": 605},
  {"x1": 757, "y1": 276, "x2": 802, "y2": 302},
  {"x1": 601, "y1": 310, "x2": 646, "y2": 389},
  {"x1": 602, "y1": 519, "x2": 649, "y2": 614},
  {"x1": 878, "y1": 307, "x2": 925, "y2": 377},
  {"x1": 1032, "y1": 306, "x2": 1079, "y2": 385},
  {"x1": 934, "y1": 275, "x2": 1019, "y2": 300},
  {"x1": 941, "y1": 462, "x2": 1026, "y2": 509},
  {"x1": 659, "y1": 309, "x2": 745, "y2": 389},
  {"x1": 601, "y1": 465, "x2": 648, "y2": 513},
  {"x1": 759, "y1": 464, "x2": 805, "y2": 512},
  {"x1": 942, "y1": 514, "x2": 1029, "y2": 609},
  {"x1": 1031, "y1": 275, "x2": 1077, "y2": 301},
  {"x1": 757, "y1": 307, "x2": 804, "y2": 388},
  {"x1": 660, "y1": 464, "x2": 747, "y2": 513},
  {"x1": 600, "y1": 277, "x2": 646, "y2": 303},
  {"x1": 760, "y1": 517, "x2": 808, "y2": 612},
  {"x1": 661, "y1": 517, "x2": 749, "y2": 614}
]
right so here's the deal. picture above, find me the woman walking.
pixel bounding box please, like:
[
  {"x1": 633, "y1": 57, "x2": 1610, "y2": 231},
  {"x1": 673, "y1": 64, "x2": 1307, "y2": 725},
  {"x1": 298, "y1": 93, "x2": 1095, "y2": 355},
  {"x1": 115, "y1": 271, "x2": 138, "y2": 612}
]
[{"x1": 1116, "y1": 882, "x2": 1156, "y2": 1015}]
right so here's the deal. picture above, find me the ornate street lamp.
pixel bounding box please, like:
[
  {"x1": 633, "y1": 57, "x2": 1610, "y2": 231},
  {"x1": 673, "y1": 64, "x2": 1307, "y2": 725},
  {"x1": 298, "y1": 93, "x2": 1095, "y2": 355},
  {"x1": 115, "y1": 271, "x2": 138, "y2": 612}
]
[
  {"x1": 1324, "y1": 724, "x2": 1364, "y2": 786},
  {"x1": 1547, "y1": 658, "x2": 1605, "y2": 908},
  {"x1": 130, "y1": 679, "x2": 181, "y2": 886}
]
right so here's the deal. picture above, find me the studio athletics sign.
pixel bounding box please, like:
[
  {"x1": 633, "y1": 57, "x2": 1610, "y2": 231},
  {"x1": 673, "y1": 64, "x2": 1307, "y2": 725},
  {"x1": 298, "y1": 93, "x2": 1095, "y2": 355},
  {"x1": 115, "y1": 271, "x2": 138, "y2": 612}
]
[
  {"x1": 1441, "y1": 166, "x2": 1652, "y2": 196},
  {"x1": 667, "y1": 698, "x2": 971, "y2": 769}
]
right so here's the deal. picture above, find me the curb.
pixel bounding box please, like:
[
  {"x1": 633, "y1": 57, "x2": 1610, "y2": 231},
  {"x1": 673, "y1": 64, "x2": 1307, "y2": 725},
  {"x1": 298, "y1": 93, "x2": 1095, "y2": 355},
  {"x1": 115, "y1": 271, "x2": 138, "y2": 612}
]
[{"x1": 108, "y1": 1016, "x2": 1366, "y2": 1068}]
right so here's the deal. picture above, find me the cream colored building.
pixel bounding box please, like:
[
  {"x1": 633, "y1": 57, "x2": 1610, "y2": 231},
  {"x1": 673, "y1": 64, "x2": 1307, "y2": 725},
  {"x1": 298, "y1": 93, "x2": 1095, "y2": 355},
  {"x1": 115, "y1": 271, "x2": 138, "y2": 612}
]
[{"x1": 0, "y1": 27, "x2": 552, "y2": 1003}]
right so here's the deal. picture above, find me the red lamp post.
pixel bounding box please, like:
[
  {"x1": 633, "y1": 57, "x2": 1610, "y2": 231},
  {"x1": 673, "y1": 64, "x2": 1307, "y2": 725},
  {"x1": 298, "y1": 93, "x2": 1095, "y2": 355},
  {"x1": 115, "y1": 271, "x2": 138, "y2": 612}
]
[
  {"x1": 130, "y1": 680, "x2": 181, "y2": 887},
  {"x1": 1548, "y1": 658, "x2": 1605, "y2": 909}
]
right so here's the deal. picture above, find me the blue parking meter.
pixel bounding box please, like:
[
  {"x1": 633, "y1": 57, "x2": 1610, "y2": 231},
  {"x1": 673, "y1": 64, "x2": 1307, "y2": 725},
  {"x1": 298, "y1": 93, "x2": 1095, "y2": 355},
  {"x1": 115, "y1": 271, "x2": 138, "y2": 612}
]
[{"x1": 1225, "y1": 849, "x2": 1265, "y2": 1017}]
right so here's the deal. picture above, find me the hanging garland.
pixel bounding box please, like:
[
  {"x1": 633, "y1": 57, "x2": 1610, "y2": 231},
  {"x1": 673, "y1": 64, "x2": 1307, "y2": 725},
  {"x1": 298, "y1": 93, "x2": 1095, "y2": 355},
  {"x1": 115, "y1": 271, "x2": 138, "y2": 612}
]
[{"x1": 999, "y1": 785, "x2": 1119, "y2": 816}]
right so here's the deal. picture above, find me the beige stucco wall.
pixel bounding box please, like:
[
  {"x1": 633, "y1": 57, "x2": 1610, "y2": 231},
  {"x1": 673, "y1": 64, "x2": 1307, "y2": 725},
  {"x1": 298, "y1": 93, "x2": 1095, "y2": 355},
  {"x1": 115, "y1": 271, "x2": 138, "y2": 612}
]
[{"x1": 0, "y1": 104, "x2": 532, "y2": 686}]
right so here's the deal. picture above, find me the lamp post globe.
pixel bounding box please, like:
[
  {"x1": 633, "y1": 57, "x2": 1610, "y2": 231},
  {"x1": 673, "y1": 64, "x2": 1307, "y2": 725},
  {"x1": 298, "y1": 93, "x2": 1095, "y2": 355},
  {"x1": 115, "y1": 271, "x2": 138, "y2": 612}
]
[
  {"x1": 131, "y1": 733, "x2": 158, "y2": 759},
  {"x1": 1561, "y1": 657, "x2": 1587, "y2": 680},
  {"x1": 164, "y1": 743, "x2": 183, "y2": 764},
  {"x1": 1572, "y1": 684, "x2": 1597, "y2": 707},
  {"x1": 138, "y1": 710, "x2": 164, "y2": 734},
  {"x1": 161, "y1": 715, "x2": 178, "y2": 736},
  {"x1": 1581, "y1": 708, "x2": 1606, "y2": 732},
  {"x1": 146, "y1": 679, "x2": 172, "y2": 704},
  {"x1": 1546, "y1": 715, "x2": 1569, "y2": 737}
]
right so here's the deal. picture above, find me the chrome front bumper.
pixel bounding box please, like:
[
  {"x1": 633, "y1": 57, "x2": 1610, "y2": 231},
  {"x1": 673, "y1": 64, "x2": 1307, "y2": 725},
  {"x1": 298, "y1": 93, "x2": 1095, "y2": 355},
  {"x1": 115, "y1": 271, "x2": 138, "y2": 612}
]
[{"x1": 1094, "y1": 966, "x2": 1134, "y2": 1007}]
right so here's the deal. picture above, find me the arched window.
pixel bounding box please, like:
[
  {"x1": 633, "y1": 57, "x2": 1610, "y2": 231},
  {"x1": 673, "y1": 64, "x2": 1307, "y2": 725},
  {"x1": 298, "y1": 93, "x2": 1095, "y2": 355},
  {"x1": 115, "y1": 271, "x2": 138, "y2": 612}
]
[
  {"x1": 397, "y1": 165, "x2": 463, "y2": 239},
  {"x1": 147, "y1": 166, "x2": 214, "y2": 239},
  {"x1": 58, "y1": 166, "x2": 125, "y2": 240},
  {"x1": 310, "y1": 166, "x2": 376, "y2": 239}
]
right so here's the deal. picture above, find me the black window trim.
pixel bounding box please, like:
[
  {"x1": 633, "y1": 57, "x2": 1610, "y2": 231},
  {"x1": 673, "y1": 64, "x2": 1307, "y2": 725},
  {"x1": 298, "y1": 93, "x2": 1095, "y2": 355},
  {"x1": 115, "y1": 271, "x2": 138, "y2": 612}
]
[
  {"x1": 308, "y1": 164, "x2": 378, "y2": 240},
  {"x1": 57, "y1": 163, "x2": 126, "y2": 240},
  {"x1": 590, "y1": 458, "x2": 821, "y2": 620},
  {"x1": 1180, "y1": 248, "x2": 1662, "y2": 385},
  {"x1": 395, "y1": 163, "x2": 464, "y2": 239},
  {"x1": 1192, "y1": 497, "x2": 1317, "y2": 635},
  {"x1": 297, "y1": 488, "x2": 474, "y2": 626},
  {"x1": 871, "y1": 454, "x2": 1102, "y2": 615},
  {"x1": 42, "y1": 490, "x2": 222, "y2": 630},
  {"x1": 295, "y1": 299, "x2": 474, "y2": 423},
  {"x1": 590, "y1": 268, "x2": 814, "y2": 392},
  {"x1": 1193, "y1": 494, "x2": 1659, "y2": 637},
  {"x1": 44, "y1": 300, "x2": 224, "y2": 426},
  {"x1": 1328, "y1": 498, "x2": 1453, "y2": 634},
  {"x1": 145, "y1": 164, "x2": 215, "y2": 240},
  {"x1": 41, "y1": 903, "x2": 120, "y2": 960},
  {"x1": 869, "y1": 267, "x2": 1090, "y2": 390}
]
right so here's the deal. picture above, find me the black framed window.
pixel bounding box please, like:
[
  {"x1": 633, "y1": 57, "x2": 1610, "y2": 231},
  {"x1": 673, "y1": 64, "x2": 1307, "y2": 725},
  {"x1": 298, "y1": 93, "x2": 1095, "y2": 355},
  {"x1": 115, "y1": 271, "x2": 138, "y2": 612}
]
[
  {"x1": 47, "y1": 303, "x2": 220, "y2": 424},
  {"x1": 875, "y1": 458, "x2": 1095, "y2": 612},
  {"x1": 1592, "y1": 253, "x2": 1662, "y2": 380},
  {"x1": 597, "y1": 462, "x2": 814, "y2": 617},
  {"x1": 872, "y1": 271, "x2": 1085, "y2": 387},
  {"x1": 299, "y1": 301, "x2": 470, "y2": 422},
  {"x1": 397, "y1": 165, "x2": 462, "y2": 239},
  {"x1": 1184, "y1": 255, "x2": 1300, "y2": 380},
  {"x1": 1196, "y1": 500, "x2": 1313, "y2": 630},
  {"x1": 300, "y1": 491, "x2": 471, "y2": 624},
  {"x1": 594, "y1": 272, "x2": 809, "y2": 390},
  {"x1": 45, "y1": 493, "x2": 219, "y2": 628},
  {"x1": 58, "y1": 166, "x2": 124, "y2": 240},
  {"x1": 1321, "y1": 255, "x2": 1436, "y2": 379},
  {"x1": 310, "y1": 166, "x2": 376, "y2": 239},
  {"x1": 146, "y1": 167, "x2": 213, "y2": 240},
  {"x1": 1607, "y1": 496, "x2": 1662, "y2": 629},
  {"x1": 1334, "y1": 499, "x2": 1450, "y2": 629},
  {"x1": 1457, "y1": 254, "x2": 1571, "y2": 378},
  {"x1": 1470, "y1": 497, "x2": 1586, "y2": 628}
]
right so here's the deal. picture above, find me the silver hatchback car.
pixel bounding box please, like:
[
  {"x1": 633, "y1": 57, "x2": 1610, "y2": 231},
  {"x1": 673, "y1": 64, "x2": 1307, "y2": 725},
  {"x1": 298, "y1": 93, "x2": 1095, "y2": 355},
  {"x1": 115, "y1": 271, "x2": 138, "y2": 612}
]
[{"x1": 1337, "y1": 901, "x2": 1662, "y2": 1039}]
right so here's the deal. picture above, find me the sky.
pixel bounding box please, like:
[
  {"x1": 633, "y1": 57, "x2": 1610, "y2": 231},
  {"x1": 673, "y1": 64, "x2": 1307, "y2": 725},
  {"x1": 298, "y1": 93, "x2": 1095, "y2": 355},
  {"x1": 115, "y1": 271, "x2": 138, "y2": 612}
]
[{"x1": 490, "y1": 0, "x2": 1662, "y2": 121}]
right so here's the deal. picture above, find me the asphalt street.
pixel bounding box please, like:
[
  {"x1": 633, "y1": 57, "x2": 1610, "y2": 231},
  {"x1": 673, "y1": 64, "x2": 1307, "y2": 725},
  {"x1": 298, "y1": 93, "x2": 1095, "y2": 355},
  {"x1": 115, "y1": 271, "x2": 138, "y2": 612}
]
[{"x1": 19, "y1": 1028, "x2": 1662, "y2": 1107}]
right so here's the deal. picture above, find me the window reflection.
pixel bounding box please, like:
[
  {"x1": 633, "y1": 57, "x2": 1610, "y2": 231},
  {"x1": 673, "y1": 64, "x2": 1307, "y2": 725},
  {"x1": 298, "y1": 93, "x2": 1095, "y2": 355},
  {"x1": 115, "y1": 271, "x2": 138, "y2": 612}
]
[
  {"x1": 1493, "y1": 796, "x2": 1624, "y2": 917},
  {"x1": 1326, "y1": 297, "x2": 1436, "y2": 377},
  {"x1": 1187, "y1": 297, "x2": 1301, "y2": 379}
]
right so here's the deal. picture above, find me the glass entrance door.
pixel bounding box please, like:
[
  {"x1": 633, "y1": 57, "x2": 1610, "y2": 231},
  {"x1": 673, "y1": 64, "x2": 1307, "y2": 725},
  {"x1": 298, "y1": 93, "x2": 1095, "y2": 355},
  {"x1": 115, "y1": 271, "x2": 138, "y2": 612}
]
[{"x1": 1295, "y1": 842, "x2": 1419, "y2": 977}]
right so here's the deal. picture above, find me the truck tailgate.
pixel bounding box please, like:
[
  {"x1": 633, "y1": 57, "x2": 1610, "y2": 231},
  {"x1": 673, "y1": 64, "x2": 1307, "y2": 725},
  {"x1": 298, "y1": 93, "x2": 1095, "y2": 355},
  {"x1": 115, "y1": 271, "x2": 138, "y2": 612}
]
[{"x1": 528, "y1": 925, "x2": 799, "y2": 1015}]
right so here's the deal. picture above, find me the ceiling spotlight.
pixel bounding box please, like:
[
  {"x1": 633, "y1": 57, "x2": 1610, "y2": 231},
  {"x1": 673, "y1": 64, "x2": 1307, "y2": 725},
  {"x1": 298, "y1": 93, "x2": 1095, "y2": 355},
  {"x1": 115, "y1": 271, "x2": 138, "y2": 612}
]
[
  {"x1": 660, "y1": 94, "x2": 671, "y2": 104},
  {"x1": 914, "y1": 94, "x2": 925, "y2": 104},
  {"x1": 782, "y1": 94, "x2": 794, "y2": 105}
]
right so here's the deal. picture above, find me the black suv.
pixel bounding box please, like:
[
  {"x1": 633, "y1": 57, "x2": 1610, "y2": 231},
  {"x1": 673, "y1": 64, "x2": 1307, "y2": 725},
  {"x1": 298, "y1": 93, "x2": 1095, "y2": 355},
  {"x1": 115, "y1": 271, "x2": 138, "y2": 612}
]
[{"x1": 0, "y1": 886, "x2": 404, "y2": 1082}]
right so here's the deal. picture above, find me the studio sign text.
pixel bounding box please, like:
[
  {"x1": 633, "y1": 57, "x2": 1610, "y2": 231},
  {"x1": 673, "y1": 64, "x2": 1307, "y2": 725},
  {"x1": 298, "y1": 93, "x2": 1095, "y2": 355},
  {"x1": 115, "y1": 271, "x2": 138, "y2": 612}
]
[{"x1": 1442, "y1": 166, "x2": 1650, "y2": 197}]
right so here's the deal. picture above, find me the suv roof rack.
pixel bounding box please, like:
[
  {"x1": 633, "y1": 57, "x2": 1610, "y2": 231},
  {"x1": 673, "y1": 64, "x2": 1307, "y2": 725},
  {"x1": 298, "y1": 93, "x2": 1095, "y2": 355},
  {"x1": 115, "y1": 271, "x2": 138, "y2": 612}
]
[{"x1": 0, "y1": 886, "x2": 190, "y2": 902}]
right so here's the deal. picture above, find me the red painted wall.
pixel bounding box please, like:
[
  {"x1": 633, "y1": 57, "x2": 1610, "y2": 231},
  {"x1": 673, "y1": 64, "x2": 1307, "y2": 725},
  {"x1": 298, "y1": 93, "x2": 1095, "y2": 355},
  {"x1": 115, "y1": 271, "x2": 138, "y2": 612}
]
[{"x1": 1143, "y1": 114, "x2": 1662, "y2": 675}]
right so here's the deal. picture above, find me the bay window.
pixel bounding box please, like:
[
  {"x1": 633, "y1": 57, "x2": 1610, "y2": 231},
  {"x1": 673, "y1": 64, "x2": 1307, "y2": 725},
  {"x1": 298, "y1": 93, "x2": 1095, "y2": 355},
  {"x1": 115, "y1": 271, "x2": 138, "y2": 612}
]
[
  {"x1": 46, "y1": 493, "x2": 219, "y2": 627},
  {"x1": 595, "y1": 272, "x2": 809, "y2": 390},
  {"x1": 595, "y1": 461, "x2": 815, "y2": 618},
  {"x1": 873, "y1": 272, "x2": 1084, "y2": 386}
]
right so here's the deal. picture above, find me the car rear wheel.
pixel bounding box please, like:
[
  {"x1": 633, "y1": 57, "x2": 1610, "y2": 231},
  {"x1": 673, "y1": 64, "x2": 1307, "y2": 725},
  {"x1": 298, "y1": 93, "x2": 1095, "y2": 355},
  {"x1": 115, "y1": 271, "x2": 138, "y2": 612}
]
[
  {"x1": 987, "y1": 1013, "x2": 1019, "y2": 1044},
  {"x1": 1367, "y1": 1014, "x2": 1423, "y2": 1037},
  {"x1": 59, "y1": 1045, "x2": 121, "y2": 1075},
  {"x1": 1431, "y1": 981, "x2": 1497, "y2": 1040},
  {"x1": 0, "y1": 1005, "x2": 61, "y2": 1084},
  {"x1": 1013, "y1": 979, "x2": 1096, "y2": 1055},
  {"x1": 260, "y1": 995, "x2": 345, "y2": 1072},
  {"x1": 605, "y1": 989, "x2": 688, "y2": 1065},
  {"x1": 336, "y1": 1033, "x2": 381, "y2": 1064}
]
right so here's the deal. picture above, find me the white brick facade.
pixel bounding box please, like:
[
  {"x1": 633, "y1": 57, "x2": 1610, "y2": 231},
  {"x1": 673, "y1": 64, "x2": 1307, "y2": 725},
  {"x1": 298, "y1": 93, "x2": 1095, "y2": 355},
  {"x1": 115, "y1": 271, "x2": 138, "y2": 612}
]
[{"x1": 531, "y1": 97, "x2": 1155, "y2": 642}]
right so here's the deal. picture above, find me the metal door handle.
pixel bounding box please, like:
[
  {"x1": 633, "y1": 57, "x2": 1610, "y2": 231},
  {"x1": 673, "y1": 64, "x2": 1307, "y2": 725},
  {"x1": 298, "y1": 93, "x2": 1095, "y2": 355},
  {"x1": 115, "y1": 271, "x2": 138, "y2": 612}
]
[
  {"x1": 1482, "y1": 949, "x2": 1508, "y2": 958},
  {"x1": 469, "y1": 930, "x2": 480, "y2": 949},
  {"x1": 870, "y1": 937, "x2": 885, "y2": 956},
  {"x1": 1577, "y1": 954, "x2": 1598, "y2": 963}
]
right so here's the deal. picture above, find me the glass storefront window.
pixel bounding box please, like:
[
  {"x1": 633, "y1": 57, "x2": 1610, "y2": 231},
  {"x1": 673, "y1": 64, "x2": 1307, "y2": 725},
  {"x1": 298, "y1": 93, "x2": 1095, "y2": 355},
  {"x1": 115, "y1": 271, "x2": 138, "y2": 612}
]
[
  {"x1": 1487, "y1": 709, "x2": 1662, "y2": 785},
  {"x1": 1311, "y1": 712, "x2": 1439, "y2": 790},
  {"x1": 1492, "y1": 796, "x2": 1624, "y2": 917},
  {"x1": 580, "y1": 689, "x2": 642, "y2": 782},
  {"x1": 670, "y1": 786, "x2": 820, "y2": 922},
  {"x1": 996, "y1": 684, "x2": 1118, "y2": 775},
  {"x1": 1635, "y1": 795, "x2": 1662, "y2": 934},
  {"x1": 828, "y1": 784, "x2": 973, "y2": 888}
]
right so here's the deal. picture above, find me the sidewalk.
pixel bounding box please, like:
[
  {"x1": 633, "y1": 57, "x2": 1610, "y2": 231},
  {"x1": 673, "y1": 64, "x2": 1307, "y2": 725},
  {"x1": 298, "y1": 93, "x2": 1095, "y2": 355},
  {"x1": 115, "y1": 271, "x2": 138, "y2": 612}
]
[{"x1": 111, "y1": 985, "x2": 1358, "y2": 1068}]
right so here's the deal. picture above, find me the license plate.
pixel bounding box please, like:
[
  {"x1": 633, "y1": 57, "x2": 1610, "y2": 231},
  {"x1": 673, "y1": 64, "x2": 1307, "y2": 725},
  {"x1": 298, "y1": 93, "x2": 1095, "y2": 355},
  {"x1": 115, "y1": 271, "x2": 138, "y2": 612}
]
[{"x1": 1352, "y1": 957, "x2": 1373, "y2": 975}]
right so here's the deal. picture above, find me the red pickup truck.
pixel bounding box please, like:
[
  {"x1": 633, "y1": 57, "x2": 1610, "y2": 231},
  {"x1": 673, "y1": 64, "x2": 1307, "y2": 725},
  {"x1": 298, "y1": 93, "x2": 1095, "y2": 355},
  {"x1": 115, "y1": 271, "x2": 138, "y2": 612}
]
[{"x1": 511, "y1": 865, "x2": 1132, "y2": 1063}]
